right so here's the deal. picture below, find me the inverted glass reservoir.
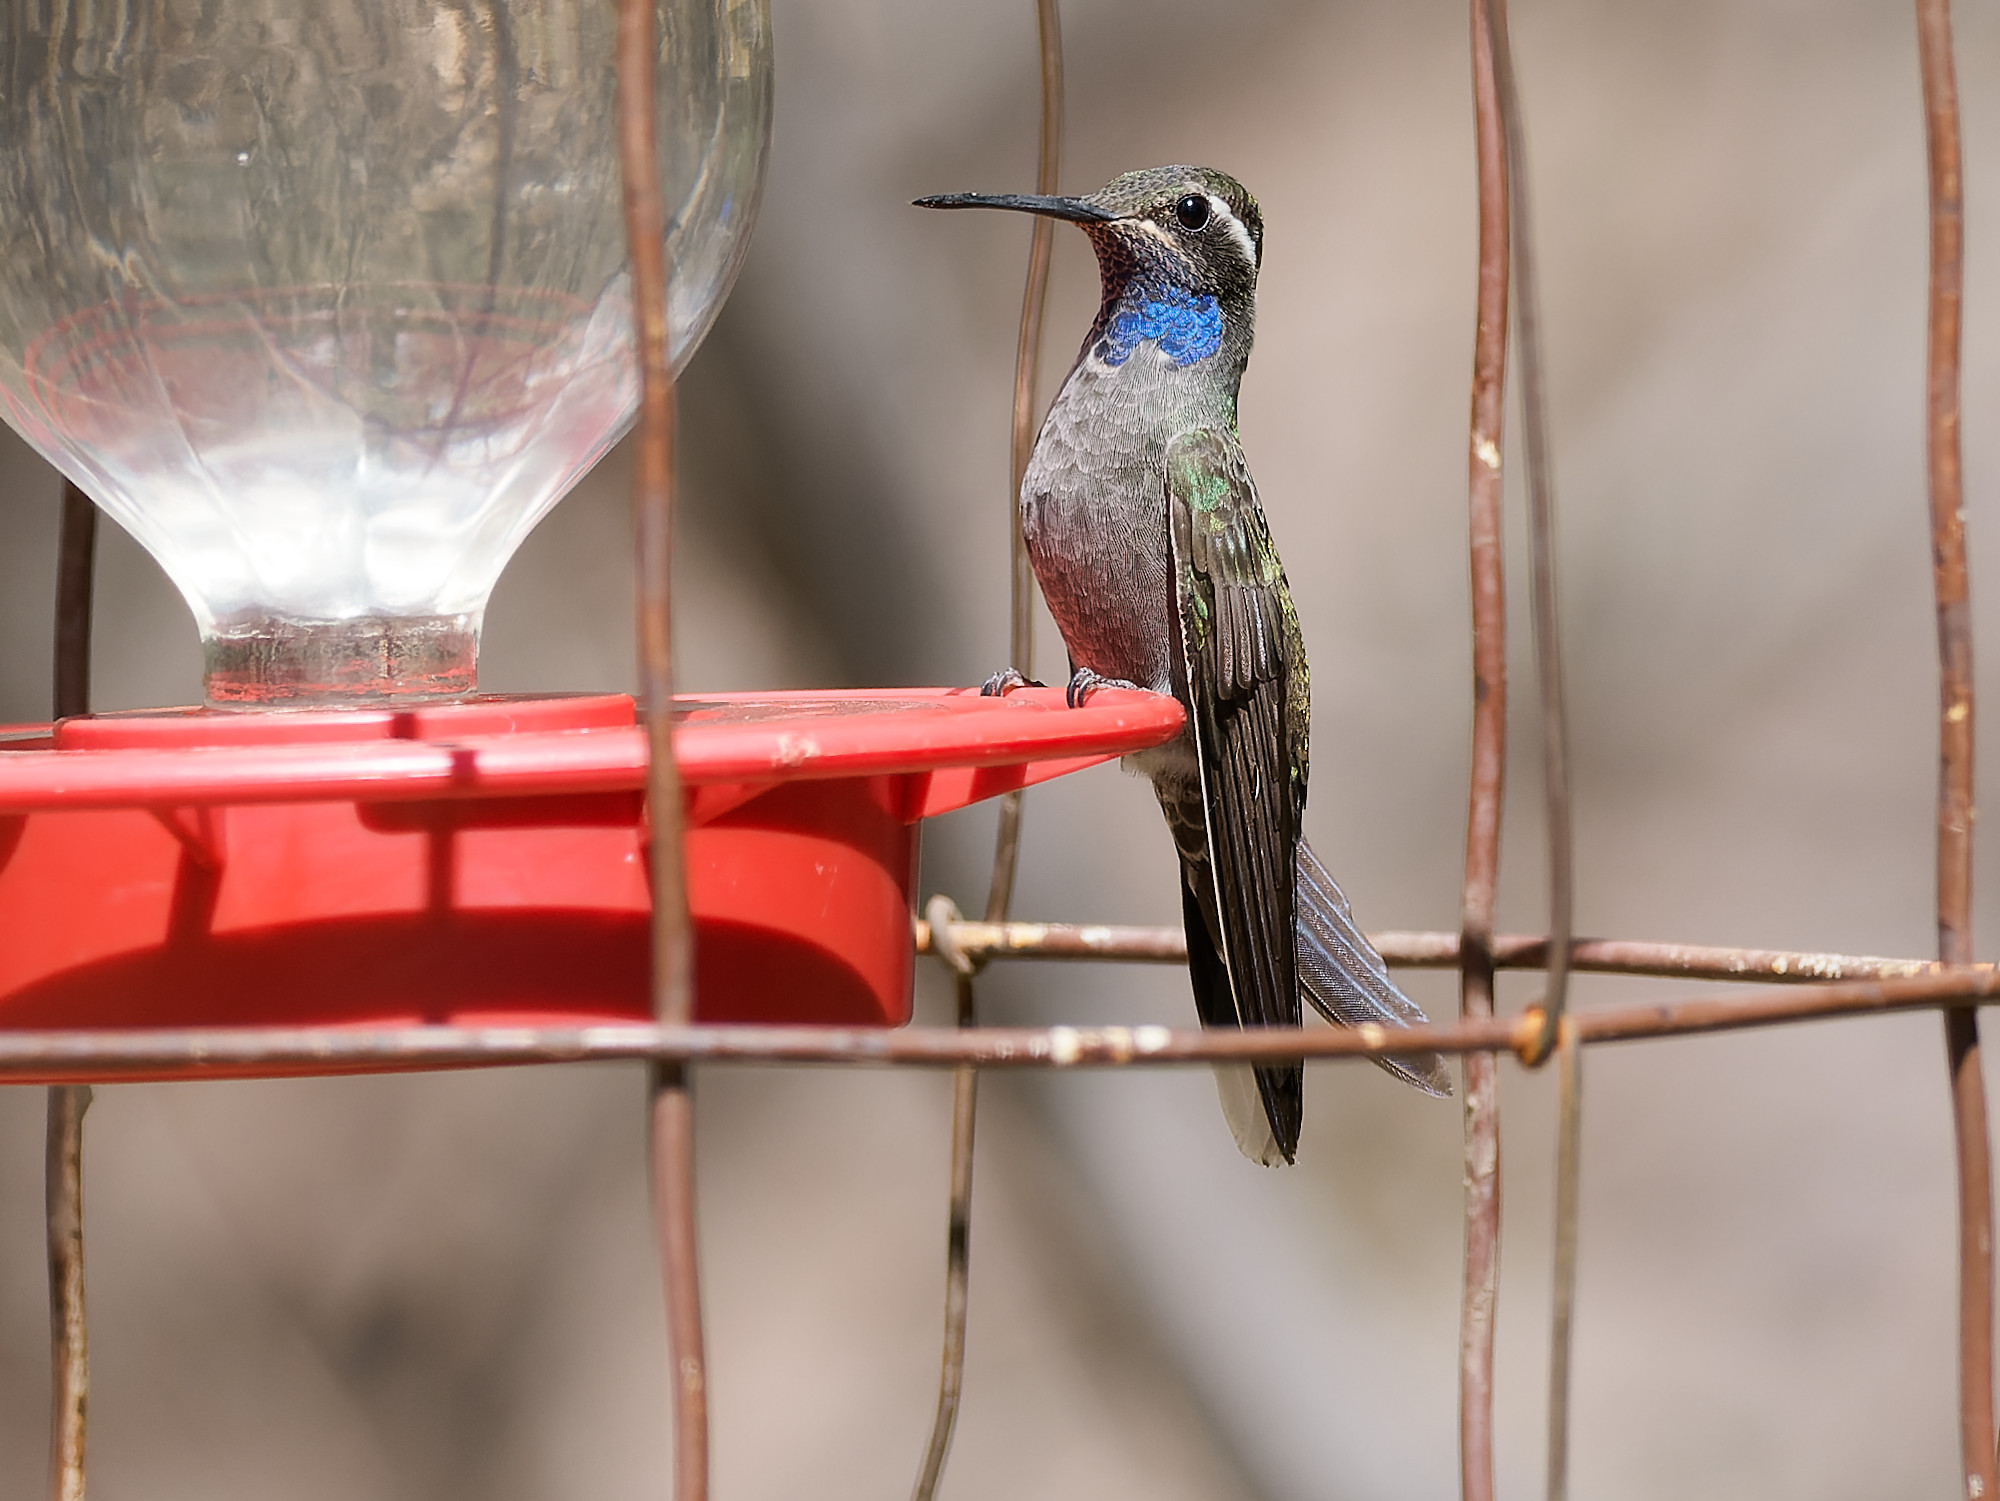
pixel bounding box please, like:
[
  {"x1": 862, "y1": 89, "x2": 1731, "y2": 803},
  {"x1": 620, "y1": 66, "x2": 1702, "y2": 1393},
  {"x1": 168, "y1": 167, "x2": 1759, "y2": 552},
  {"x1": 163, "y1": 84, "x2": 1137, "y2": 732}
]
[{"x1": 0, "y1": 0, "x2": 772, "y2": 706}]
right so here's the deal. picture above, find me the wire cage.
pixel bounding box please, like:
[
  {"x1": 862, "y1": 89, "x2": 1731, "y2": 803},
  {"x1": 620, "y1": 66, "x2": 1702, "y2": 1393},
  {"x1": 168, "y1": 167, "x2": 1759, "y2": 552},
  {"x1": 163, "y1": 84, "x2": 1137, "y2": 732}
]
[{"x1": 2, "y1": 0, "x2": 1997, "y2": 1498}]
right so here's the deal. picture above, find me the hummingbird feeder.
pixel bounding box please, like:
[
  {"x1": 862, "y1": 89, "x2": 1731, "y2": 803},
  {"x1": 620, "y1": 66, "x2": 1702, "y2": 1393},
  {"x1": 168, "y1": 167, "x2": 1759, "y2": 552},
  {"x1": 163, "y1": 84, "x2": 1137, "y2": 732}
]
[{"x1": 0, "y1": 0, "x2": 1182, "y2": 1075}]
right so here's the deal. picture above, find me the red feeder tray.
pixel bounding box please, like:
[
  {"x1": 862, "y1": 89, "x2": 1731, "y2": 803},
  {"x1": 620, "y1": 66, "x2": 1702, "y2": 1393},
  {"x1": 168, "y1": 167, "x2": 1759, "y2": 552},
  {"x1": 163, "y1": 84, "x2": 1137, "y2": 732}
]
[{"x1": 0, "y1": 688, "x2": 1183, "y2": 1078}]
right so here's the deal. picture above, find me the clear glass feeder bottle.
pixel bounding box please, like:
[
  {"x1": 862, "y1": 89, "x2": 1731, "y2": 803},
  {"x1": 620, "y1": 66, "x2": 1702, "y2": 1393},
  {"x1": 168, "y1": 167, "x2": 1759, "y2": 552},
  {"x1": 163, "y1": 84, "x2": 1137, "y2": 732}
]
[{"x1": 0, "y1": 0, "x2": 772, "y2": 707}]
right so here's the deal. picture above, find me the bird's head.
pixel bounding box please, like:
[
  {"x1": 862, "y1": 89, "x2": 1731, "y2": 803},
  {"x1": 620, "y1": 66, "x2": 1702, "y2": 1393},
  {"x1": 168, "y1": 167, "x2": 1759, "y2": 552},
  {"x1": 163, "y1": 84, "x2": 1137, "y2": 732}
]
[{"x1": 917, "y1": 164, "x2": 1263, "y2": 310}]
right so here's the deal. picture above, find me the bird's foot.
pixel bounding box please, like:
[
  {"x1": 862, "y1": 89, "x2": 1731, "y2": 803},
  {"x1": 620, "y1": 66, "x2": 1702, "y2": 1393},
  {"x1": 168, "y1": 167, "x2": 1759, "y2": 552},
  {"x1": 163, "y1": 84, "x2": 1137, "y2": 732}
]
[
  {"x1": 980, "y1": 667, "x2": 1044, "y2": 697},
  {"x1": 1065, "y1": 668, "x2": 1141, "y2": 708}
]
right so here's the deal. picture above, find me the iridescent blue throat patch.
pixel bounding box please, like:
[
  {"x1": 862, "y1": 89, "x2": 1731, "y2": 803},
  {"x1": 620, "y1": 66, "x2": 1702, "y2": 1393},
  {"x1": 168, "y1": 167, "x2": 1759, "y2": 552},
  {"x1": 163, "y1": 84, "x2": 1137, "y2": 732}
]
[{"x1": 1099, "y1": 287, "x2": 1223, "y2": 367}]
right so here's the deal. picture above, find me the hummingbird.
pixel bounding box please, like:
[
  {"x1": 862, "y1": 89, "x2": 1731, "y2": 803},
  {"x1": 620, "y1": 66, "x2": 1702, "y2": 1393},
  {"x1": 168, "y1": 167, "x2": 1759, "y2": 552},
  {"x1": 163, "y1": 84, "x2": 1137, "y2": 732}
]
[{"x1": 918, "y1": 166, "x2": 1451, "y2": 1165}]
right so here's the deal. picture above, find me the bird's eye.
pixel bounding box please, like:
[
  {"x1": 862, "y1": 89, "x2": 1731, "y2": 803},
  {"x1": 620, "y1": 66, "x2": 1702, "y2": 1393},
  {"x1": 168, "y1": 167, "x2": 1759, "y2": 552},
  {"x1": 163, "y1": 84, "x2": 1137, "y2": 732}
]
[{"x1": 1174, "y1": 194, "x2": 1211, "y2": 231}]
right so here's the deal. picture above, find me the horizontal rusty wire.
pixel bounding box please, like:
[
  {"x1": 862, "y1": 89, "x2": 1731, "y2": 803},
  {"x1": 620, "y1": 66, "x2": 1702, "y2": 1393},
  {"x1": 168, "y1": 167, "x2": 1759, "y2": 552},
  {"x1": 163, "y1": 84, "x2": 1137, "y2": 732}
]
[
  {"x1": 3, "y1": 965, "x2": 2000, "y2": 1076},
  {"x1": 915, "y1": 920, "x2": 1974, "y2": 984}
]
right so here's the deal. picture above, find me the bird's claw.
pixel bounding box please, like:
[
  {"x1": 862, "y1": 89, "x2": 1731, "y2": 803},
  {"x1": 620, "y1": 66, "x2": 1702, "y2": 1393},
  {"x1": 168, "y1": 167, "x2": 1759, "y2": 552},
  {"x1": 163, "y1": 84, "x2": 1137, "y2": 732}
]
[
  {"x1": 1065, "y1": 668, "x2": 1141, "y2": 708},
  {"x1": 980, "y1": 667, "x2": 1044, "y2": 697}
]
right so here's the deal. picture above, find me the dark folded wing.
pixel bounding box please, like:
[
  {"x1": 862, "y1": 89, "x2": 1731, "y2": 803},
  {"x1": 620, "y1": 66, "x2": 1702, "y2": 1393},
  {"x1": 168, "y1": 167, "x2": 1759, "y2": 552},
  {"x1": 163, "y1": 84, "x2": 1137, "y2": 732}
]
[{"x1": 1166, "y1": 427, "x2": 1308, "y2": 1153}]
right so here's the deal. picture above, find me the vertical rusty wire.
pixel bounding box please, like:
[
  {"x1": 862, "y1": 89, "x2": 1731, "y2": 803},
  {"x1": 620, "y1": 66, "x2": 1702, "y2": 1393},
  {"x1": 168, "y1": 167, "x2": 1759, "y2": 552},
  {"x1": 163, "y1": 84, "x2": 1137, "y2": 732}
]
[
  {"x1": 1489, "y1": 15, "x2": 1584, "y2": 1494},
  {"x1": 914, "y1": 10, "x2": 1064, "y2": 1498},
  {"x1": 1461, "y1": 2, "x2": 1511, "y2": 1497},
  {"x1": 54, "y1": 482, "x2": 95, "y2": 726},
  {"x1": 49, "y1": 479, "x2": 95, "y2": 1501},
  {"x1": 648, "y1": 1066, "x2": 706, "y2": 1501},
  {"x1": 913, "y1": 900, "x2": 980, "y2": 1501},
  {"x1": 983, "y1": 0, "x2": 1063, "y2": 924},
  {"x1": 616, "y1": 2, "x2": 705, "y2": 1496},
  {"x1": 1499, "y1": 5, "x2": 1570, "y2": 1071},
  {"x1": 1916, "y1": 3, "x2": 1997, "y2": 1494},
  {"x1": 46, "y1": 1084, "x2": 89, "y2": 1501},
  {"x1": 1544, "y1": 1020, "x2": 1582, "y2": 1501}
]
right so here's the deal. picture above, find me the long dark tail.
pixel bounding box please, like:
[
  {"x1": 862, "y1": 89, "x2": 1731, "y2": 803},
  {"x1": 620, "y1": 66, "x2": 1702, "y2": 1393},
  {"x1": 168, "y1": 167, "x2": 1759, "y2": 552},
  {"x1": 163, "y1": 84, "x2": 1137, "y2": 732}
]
[
  {"x1": 1181, "y1": 878, "x2": 1302, "y2": 1164},
  {"x1": 1296, "y1": 840, "x2": 1453, "y2": 1098}
]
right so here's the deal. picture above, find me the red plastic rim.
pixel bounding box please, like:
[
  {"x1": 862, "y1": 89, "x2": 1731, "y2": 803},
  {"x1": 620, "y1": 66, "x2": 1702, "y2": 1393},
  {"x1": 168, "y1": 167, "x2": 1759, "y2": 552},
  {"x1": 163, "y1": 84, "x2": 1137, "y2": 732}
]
[
  {"x1": 58, "y1": 693, "x2": 636, "y2": 749},
  {"x1": 0, "y1": 688, "x2": 1184, "y2": 812}
]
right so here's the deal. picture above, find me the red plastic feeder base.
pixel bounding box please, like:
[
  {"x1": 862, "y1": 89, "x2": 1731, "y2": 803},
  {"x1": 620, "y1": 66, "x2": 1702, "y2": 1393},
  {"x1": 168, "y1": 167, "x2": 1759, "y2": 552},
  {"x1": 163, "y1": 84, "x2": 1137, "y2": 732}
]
[{"x1": 0, "y1": 688, "x2": 1181, "y2": 1077}]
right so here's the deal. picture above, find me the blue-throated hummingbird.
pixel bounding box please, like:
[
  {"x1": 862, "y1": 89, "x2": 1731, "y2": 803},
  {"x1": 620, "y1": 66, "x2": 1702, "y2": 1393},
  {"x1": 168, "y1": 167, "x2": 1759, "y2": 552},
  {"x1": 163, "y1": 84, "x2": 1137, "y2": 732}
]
[{"x1": 918, "y1": 166, "x2": 1450, "y2": 1165}]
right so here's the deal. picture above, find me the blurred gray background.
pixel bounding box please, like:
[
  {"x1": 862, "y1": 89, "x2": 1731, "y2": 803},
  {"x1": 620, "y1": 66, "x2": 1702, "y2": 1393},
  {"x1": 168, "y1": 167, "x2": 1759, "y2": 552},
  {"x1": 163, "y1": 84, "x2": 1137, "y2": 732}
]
[{"x1": 4, "y1": 0, "x2": 2000, "y2": 1495}]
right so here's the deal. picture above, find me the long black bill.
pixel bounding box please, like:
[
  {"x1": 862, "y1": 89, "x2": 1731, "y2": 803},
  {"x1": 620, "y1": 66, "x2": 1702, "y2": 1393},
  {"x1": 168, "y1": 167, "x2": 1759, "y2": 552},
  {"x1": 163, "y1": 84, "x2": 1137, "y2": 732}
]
[{"x1": 912, "y1": 191, "x2": 1116, "y2": 224}]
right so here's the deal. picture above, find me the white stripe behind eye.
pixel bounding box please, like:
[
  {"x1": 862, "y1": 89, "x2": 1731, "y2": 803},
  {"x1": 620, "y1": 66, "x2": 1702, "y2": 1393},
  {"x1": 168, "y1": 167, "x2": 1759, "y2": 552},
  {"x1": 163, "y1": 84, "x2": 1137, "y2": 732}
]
[{"x1": 1210, "y1": 195, "x2": 1258, "y2": 269}]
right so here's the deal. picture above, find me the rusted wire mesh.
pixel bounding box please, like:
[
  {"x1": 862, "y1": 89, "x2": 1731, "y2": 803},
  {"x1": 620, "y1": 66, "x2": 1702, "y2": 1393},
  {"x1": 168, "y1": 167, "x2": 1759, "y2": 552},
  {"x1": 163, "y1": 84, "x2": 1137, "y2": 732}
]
[{"x1": 30, "y1": 1, "x2": 2000, "y2": 1499}]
